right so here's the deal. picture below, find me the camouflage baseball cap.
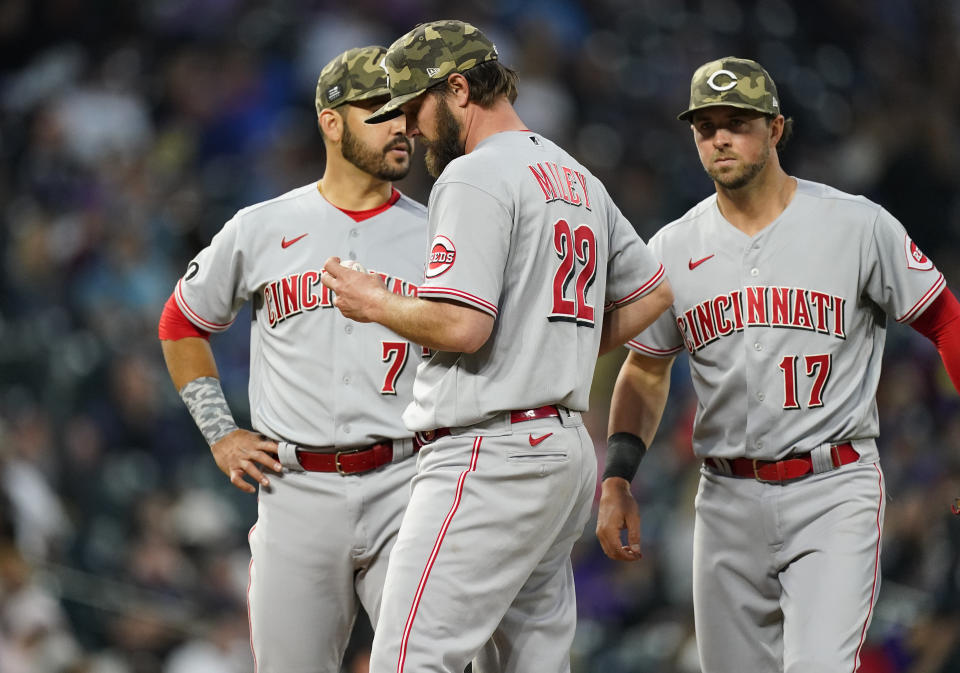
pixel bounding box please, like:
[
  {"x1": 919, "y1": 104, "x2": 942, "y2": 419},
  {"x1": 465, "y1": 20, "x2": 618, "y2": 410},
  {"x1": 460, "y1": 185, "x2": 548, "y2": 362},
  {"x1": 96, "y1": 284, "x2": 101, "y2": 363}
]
[
  {"x1": 365, "y1": 20, "x2": 499, "y2": 124},
  {"x1": 315, "y1": 45, "x2": 390, "y2": 115},
  {"x1": 678, "y1": 57, "x2": 781, "y2": 121}
]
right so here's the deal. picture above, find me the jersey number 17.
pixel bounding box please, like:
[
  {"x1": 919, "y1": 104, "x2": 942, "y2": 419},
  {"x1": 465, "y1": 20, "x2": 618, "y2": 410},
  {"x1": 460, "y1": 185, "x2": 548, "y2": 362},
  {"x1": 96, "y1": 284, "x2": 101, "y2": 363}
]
[{"x1": 778, "y1": 353, "x2": 832, "y2": 409}]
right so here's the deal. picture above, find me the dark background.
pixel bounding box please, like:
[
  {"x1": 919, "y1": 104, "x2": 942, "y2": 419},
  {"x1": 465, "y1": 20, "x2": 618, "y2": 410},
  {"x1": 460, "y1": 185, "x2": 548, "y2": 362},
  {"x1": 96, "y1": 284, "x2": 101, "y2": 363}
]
[{"x1": 1, "y1": 1, "x2": 959, "y2": 671}]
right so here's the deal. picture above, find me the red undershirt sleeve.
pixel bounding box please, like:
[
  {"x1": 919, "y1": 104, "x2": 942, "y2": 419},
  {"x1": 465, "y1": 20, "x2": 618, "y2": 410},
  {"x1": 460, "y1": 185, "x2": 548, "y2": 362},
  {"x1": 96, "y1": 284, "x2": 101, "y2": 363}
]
[
  {"x1": 908, "y1": 288, "x2": 960, "y2": 394},
  {"x1": 158, "y1": 292, "x2": 211, "y2": 341}
]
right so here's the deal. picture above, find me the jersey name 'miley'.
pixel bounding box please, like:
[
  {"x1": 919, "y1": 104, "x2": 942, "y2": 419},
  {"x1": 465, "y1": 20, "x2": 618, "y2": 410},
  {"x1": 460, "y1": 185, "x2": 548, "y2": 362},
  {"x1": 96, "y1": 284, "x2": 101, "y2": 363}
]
[
  {"x1": 528, "y1": 161, "x2": 592, "y2": 209},
  {"x1": 678, "y1": 285, "x2": 846, "y2": 353}
]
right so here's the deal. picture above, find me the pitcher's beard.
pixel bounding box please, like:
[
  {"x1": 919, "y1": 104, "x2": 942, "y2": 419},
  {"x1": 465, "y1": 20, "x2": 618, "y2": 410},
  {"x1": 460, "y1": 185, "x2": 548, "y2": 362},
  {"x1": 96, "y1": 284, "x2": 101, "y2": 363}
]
[{"x1": 422, "y1": 96, "x2": 465, "y2": 178}]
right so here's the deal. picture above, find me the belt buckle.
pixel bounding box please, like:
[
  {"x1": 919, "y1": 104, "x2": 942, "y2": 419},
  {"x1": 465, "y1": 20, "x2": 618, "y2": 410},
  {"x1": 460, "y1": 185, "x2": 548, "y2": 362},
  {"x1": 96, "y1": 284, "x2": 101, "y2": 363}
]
[
  {"x1": 752, "y1": 459, "x2": 775, "y2": 483},
  {"x1": 334, "y1": 447, "x2": 363, "y2": 475}
]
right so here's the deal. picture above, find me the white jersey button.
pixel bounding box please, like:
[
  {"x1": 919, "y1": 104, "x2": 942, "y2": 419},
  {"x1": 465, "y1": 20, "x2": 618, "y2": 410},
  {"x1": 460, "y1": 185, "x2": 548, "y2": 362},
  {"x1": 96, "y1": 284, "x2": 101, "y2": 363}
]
[
  {"x1": 343, "y1": 424, "x2": 351, "y2": 433},
  {"x1": 343, "y1": 375, "x2": 351, "y2": 385},
  {"x1": 757, "y1": 392, "x2": 765, "y2": 401},
  {"x1": 756, "y1": 440, "x2": 764, "y2": 449},
  {"x1": 350, "y1": 229, "x2": 359, "y2": 238},
  {"x1": 750, "y1": 268, "x2": 759, "y2": 277},
  {"x1": 754, "y1": 342, "x2": 762, "y2": 351},
  {"x1": 345, "y1": 324, "x2": 353, "y2": 334},
  {"x1": 348, "y1": 250, "x2": 357, "y2": 258}
]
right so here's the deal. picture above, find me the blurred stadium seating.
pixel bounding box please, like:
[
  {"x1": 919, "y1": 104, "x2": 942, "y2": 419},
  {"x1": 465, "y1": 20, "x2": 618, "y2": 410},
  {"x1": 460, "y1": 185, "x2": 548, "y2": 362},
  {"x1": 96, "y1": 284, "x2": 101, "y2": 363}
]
[{"x1": 1, "y1": 1, "x2": 959, "y2": 671}]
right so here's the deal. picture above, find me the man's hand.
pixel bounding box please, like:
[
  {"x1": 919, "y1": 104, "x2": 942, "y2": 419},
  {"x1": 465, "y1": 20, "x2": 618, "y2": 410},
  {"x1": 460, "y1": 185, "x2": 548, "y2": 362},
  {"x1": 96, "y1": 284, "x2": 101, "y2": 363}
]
[
  {"x1": 321, "y1": 257, "x2": 387, "y2": 323},
  {"x1": 596, "y1": 477, "x2": 643, "y2": 561},
  {"x1": 211, "y1": 429, "x2": 282, "y2": 493}
]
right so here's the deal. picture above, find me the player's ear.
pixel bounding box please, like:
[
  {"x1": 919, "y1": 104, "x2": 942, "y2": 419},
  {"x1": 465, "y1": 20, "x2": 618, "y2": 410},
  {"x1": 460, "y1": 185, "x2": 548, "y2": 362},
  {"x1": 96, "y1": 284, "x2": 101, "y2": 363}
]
[
  {"x1": 446, "y1": 73, "x2": 470, "y2": 108},
  {"x1": 768, "y1": 114, "x2": 785, "y2": 148},
  {"x1": 318, "y1": 108, "x2": 343, "y2": 143}
]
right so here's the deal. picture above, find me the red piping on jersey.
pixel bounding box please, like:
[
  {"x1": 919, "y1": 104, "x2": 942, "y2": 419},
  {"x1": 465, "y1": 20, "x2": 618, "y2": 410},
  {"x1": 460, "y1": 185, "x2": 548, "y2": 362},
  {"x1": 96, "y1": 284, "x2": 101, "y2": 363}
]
[
  {"x1": 158, "y1": 292, "x2": 211, "y2": 340},
  {"x1": 851, "y1": 465, "x2": 883, "y2": 673},
  {"x1": 610, "y1": 265, "x2": 666, "y2": 307},
  {"x1": 896, "y1": 273, "x2": 945, "y2": 323},
  {"x1": 175, "y1": 279, "x2": 234, "y2": 332},
  {"x1": 322, "y1": 187, "x2": 402, "y2": 222},
  {"x1": 397, "y1": 436, "x2": 482, "y2": 673},
  {"x1": 417, "y1": 287, "x2": 499, "y2": 316},
  {"x1": 247, "y1": 523, "x2": 259, "y2": 673},
  {"x1": 628, "y1": 339, "x2": 683, "y2": 356}
]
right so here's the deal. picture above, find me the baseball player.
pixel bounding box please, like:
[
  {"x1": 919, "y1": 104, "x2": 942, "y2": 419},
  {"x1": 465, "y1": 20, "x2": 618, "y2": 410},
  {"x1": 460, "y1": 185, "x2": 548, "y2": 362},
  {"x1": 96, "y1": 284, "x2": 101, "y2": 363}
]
[
  {"x1": 158, "y1": 46, "x2": 429, "y2": 672},
  {"x1": 597, "y1": 57, "x2": 960, "y2": 673},
  {"x1": 320, "y1": 20, "x2": 673, "y2": 673}
]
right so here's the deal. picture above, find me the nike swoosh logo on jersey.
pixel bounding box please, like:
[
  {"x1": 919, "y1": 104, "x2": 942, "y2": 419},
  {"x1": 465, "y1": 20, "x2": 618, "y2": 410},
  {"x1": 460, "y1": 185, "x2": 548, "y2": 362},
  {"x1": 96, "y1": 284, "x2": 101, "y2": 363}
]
[
  {"x1": 688, "y1": 254, "x2": 715, "y2": 270},
  {"x1": 281, "y1": 233, "x2": 309, "y2": 248},
  {"x1": 528, "y1": 433, "x2": 553, "y2": 447}
]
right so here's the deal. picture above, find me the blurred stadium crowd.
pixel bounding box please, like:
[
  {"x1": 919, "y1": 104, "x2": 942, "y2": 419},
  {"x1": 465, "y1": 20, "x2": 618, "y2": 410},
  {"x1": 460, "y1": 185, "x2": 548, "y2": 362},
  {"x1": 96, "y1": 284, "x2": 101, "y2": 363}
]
[{"x1": 1, "y1": 1, "x2": 959, "y2": 671}]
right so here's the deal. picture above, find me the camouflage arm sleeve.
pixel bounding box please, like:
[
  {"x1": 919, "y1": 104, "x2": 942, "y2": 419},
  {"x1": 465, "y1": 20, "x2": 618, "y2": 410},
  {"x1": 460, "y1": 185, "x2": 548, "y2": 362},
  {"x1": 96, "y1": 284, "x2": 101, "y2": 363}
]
[{"x1": 179, "y1": 376, "x2": 239, "y2": 447}]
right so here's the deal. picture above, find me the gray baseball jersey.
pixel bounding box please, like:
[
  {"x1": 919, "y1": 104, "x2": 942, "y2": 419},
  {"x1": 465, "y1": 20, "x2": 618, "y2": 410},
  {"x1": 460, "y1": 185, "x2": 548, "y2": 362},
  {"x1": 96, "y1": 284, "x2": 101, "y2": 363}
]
[
  {"x1": 629, "y1": 178, "x2": 945, "y2": 460},
  {"x1": 177, "y1": 183, "x2": 428, "y2": 447},
  {"x1": 370, "y1": 131, "x2": 665, "y2": 673},
  {"x1": 176, "y1": 182, "x2": 428, "y2": 671},
  {"x1": 628, "y1": 178, "x2": 943, "y2": 672},
  {"x1": 403, "y1": 130, "x2": 665, "y2": 432}
]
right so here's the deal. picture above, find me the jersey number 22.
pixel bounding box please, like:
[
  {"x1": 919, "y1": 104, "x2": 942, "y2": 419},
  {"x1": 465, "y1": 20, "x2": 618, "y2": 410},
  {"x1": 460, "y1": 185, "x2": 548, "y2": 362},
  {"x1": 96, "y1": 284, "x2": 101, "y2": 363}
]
[{"x1": 549, "y1": 219, "x2": 597, "y2": 327}]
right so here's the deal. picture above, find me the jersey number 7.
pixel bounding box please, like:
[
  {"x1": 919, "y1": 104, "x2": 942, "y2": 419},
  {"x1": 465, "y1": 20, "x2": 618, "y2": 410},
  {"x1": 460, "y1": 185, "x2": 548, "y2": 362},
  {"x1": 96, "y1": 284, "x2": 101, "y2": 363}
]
[
  {"x1": 381, "y1": 341, "x2": 409, "y2": 395},
  {"x1": 549, "y1": 219, "x2": 597, "y2": 327}
]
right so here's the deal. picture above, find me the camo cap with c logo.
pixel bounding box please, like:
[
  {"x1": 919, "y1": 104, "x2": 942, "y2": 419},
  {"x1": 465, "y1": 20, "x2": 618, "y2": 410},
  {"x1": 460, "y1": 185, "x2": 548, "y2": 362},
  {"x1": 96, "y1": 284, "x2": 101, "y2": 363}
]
[
  {"x1": 366, "y1": 20, "x2": 499, "y2": 124},
  {"x1": 678, "y1": 57, "x2": 781, "y2": 121}
]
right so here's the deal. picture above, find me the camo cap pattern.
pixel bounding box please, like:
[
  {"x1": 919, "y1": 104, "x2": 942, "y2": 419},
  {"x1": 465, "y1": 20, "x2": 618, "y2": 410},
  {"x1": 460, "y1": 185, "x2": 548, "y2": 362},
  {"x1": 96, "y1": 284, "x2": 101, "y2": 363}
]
[
  {"x1": 678, "y1": 57, "x2": 780, "y2": 121},
  {"x1": 315, "y1": 46, "x2": 390, "y2": 115},
  {"x1": 366, "y1": 20, "x2": 498, "y2": 124}
]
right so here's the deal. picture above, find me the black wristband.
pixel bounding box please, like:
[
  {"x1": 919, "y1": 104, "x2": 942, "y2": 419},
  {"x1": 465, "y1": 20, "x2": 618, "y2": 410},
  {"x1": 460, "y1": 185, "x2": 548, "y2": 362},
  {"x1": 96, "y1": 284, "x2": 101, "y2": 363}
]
[{"x1": 602, "y1": 432, "x2": 647, "y2": 482}]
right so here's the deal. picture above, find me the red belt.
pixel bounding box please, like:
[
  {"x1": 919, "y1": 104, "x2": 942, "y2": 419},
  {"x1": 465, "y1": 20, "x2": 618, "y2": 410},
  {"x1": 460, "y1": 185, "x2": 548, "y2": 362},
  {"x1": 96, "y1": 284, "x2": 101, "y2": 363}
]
[
  {"x1": 296, "y1": 440, "x2": 412, "y2": 475},
  {"x1": 704, "y1": 443, "x2": 859, "y2": 483},
  {"x1": 414, "y1": 405, "x2": 562, "y2": 447}
]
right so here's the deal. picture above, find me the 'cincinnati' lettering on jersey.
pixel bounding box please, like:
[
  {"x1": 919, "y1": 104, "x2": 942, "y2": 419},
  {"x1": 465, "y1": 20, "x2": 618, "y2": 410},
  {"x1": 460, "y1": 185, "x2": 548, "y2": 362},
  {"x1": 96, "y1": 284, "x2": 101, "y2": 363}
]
[
  {"x1": 262, "y1": 269, "x2": 418, "y2": 328},
  {"x1": 678, "y1": 285, "x2": 847, "y2": 353},
  {"x1": 528, "y1": 163, "x2": 592, "y2": 210}
]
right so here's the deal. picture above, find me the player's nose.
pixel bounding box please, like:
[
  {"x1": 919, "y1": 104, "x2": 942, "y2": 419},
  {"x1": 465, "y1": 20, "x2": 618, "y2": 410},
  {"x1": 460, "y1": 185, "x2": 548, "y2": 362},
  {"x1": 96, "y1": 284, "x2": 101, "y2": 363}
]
[
  {"x1": 388, "y1": 112, "x2": 407, "y2": 134},
  {"x1": 399, "y1": 108, "x2": 420, "y2": 137},
  {"x1": 712, "y1": 128, "x2": 732, "y2": 147},
  {"x1": 404, "y1": 116, "x2": 420, "y2": 137}
]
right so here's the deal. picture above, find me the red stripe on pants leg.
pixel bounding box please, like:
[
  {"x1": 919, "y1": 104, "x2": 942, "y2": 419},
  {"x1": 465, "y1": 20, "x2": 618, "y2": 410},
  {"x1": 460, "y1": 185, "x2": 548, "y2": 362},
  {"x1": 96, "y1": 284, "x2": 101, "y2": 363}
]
[
  {"x1": 851, "y1": 464, "x2": 883, "y2": 673},
  {"x1": 397, "y1": 436, "x2": 482, "y2": 673},
  {"x1": 246, "y1": 524, "x2": 258, "y2": 673}
]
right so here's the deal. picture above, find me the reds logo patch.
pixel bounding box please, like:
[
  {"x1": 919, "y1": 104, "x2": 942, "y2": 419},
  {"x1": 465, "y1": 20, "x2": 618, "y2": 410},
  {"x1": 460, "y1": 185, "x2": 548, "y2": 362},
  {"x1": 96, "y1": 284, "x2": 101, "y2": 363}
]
[
  {"x1": 904, "y1": 235, "x2": 934, "y2": 271},
  {"x1": 426, "y1": 235, "x2": 456, "y2": 278}
]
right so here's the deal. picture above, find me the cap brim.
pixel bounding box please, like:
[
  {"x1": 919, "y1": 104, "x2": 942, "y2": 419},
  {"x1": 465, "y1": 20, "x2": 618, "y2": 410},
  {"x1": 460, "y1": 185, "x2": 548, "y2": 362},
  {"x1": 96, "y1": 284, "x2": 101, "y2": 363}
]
[
  {"x1": 678, "y1": 102, "x2": 775, "y2": 121},
  {"x1": 365, "y1": 89, "x2": 425, "y2": 124}
]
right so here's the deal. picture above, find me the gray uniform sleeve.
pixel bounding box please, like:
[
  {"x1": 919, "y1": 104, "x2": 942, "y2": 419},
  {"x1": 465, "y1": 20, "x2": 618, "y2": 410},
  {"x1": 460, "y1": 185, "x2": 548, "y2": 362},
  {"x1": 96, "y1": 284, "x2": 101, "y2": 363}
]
[
  {"x1": 625, "y1": 231, "x2": 685, "y2": 357},
  {"x1": 864, "y1": 207, "x2": 945, "y2": 324},
  {"x1": 175, "y1": 215, "x2": 250, "y2": 332},
  {"x1": 604, "y1": 196, "x2": 665, "y2": 309},
  {"x1": 418, "y1": 181, "x2": 511, "y2": 316}
]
